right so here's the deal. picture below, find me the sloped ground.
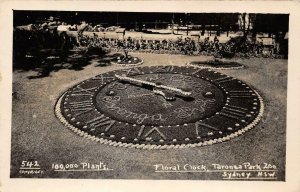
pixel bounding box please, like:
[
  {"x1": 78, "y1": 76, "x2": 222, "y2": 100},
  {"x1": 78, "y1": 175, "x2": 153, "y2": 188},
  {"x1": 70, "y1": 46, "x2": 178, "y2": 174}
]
[{"x1": 11, "y1": 52, "x2": 287, "y2": 180}]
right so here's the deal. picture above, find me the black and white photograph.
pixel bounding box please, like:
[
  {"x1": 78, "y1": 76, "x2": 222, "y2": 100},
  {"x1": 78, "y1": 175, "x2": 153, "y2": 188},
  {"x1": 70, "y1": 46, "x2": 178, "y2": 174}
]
[{"x1": 1, "y1": 1, "x2": 300, "y2": 192}]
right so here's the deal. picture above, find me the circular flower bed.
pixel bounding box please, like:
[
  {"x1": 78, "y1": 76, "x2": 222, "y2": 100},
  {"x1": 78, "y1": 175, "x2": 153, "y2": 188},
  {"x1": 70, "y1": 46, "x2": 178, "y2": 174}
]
[
  {"x1": 187, "y1": 59, "x2": 244, "y2": 70},
  {"x1": 110, "y1": 55, "x2": 143, "y2": 66}
]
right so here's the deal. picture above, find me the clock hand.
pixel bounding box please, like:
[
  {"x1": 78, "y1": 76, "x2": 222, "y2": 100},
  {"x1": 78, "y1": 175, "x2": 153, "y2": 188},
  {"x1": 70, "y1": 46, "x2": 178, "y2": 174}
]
[{"x1": 115, "y1": 74, "x2": 192, "y2": 96}]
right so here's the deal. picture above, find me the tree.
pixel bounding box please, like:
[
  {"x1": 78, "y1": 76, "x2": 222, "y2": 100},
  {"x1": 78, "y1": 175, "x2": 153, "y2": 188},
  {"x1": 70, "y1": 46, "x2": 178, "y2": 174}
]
[{"x1": 249, "y1": 14, "x2": 257, "y2": 38}]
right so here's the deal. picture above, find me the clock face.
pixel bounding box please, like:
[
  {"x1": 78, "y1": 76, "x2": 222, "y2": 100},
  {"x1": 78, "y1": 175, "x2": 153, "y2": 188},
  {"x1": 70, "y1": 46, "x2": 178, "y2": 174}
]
[{"x1": 55, "y1": 66, "x2": 263, "y2": 149}]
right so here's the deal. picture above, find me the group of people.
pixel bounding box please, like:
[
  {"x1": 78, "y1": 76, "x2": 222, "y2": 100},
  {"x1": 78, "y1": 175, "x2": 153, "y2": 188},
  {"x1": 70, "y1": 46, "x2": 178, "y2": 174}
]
[{"x1": 77, "y1": 34, "x2": 282, "y2": 58}]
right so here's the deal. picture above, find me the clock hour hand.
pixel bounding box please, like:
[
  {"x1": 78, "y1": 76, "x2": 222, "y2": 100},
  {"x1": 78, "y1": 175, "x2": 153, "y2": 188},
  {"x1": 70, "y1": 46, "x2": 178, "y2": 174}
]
[{"x1": 115, "y1": 74, "x2": 192, "y2": 97}]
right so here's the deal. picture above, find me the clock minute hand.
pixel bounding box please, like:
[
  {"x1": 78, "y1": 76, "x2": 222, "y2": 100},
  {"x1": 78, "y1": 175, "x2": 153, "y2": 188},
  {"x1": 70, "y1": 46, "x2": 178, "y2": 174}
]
[{"x1": 115, "y1": 74, "x2": 192, "y2": 96}]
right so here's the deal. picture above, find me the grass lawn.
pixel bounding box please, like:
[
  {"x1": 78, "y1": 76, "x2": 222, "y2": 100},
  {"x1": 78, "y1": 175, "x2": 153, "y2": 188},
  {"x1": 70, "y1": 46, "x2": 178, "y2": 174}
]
[{"x1": 11, "y1": 52, "x2": 287, "y2": 180}]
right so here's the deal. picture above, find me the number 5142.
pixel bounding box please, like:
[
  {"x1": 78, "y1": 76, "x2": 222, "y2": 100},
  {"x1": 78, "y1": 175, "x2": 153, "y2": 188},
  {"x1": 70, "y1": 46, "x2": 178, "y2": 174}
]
[{"x1": 21, "y1": 161, "x2": 39, "y2": 168}]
